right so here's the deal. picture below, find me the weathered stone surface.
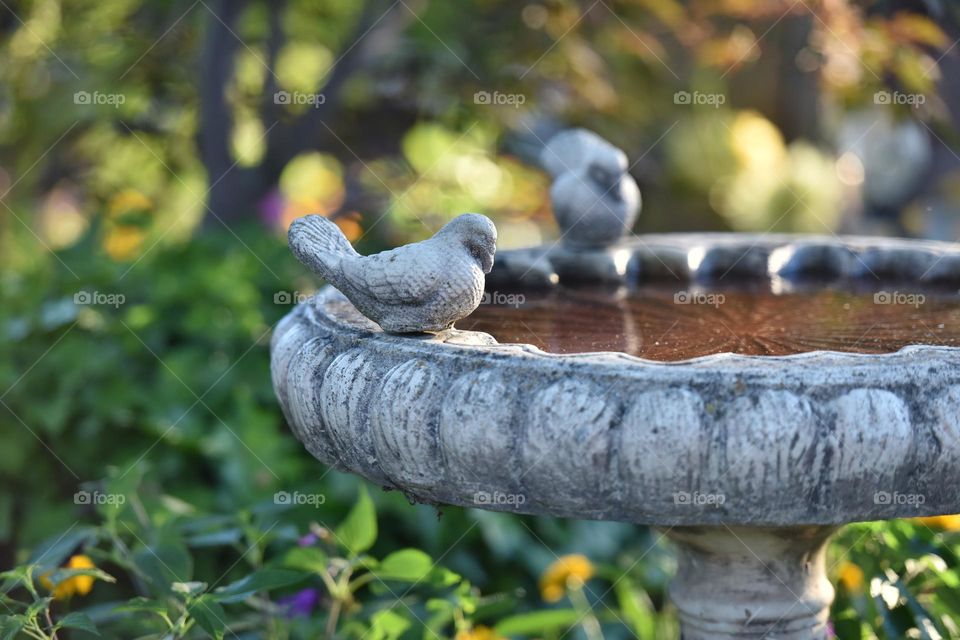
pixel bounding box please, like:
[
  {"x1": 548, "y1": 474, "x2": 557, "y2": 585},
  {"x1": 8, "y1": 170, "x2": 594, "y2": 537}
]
[
  {"x1": 285, "y1": 336, "x2": 339, "y2": 465},
  {"x1": 274, "y1": 232, "x2": 960, "y2": 640},
  {"x1": 832, "y1": 389, "x2": 912, "y2": 486},
  {"x1": 288, "y1": 213, "x2": 497, "y2": 333},
  {"x1": 275, "y1": 283, "x2": 960, "y2": 525},
  {"x1": 439, "y1": 370, "x2": 519, "y2": 495},
  {"x1": 666, "y1": 526, "x2": 836, "y2": 640},
  {"x1": 276, "y1": 234, "x2": 960, "y2": 521},
  {"x1": 522, "y1": 380, "x2": 618, "y2": 517},
  {"x1": 932, "y1": 385, "x2": 960, "y2": 469},
  {"x1": 618, "y1": 389, "x2": 703, "y2": 513},
  {"x1": 318, "y1": 348, "x2": 390, "y2": 484},
  {"x1": 371, "y1": 359, "x2": 445, "y2": 489},
  {"x1": 723, "y1": 391, "x2": 821, "y2": 501}
]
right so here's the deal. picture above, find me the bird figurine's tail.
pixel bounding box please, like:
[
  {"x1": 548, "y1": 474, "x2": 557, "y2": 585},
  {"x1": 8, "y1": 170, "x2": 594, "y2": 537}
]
[{"x1": 288, "y1": 214, "x2": 359, "y2": 281}]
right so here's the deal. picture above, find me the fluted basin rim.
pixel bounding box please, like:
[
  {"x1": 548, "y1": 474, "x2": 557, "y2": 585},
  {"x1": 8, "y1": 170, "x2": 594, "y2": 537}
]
[{"x1": 272, "y1": 233, "x2": 960, "y2": 526}]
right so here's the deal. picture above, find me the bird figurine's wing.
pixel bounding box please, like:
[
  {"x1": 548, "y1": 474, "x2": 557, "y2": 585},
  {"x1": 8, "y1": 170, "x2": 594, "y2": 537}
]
[
  {"x1": 341, "y1": 243, "x2": 446, "y2": 305},
  {"x1": 288, "y1": 214, "x2": 360, "y2": 281},
  {"x1": 541, "y1": 128, "x2": 624, "y2": 178}
]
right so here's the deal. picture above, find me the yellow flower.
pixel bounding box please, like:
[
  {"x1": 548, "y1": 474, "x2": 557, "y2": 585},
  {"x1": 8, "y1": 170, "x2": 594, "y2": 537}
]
[
  {"x1": 40, "y1": 555, "x2": 97, "y2": 600},
  {"x1": 103, "y1": 226, "x2": 145, "y2": 261},
  {"x1": 837, "y1": 561, "x2": 864, "y2": 592},
  {"x1": 914, "y1": 514, "x2": 960, "y2": 531},
  {"x1": 455, "y1": 626, "x2": 503, "y2": 640},
  {"x1": 539, "y1": 554, "x2": 595, "y2": 603},
  {"x1": 108, "y1": 189, "x2": 152, "y2": 218}
]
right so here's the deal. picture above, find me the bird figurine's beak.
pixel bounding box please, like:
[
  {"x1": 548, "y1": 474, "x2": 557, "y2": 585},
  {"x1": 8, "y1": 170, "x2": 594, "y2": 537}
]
[
  {"x1": 608, "y1": 175, "x2": 625, "y2": 203},
  {"x1": 478, "y1": 250, "x2": 494, "y2": 274}
]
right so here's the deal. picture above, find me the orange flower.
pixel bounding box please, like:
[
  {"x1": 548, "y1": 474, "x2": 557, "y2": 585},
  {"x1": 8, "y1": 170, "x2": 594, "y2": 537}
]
[
  {"x1": 837, "y1": 561, "x2": 864, "y2": 592},
  {"x1": 455, "y1": 626, "x2": 504, "y2": 640},
  {"x1": 539, "y1": 554, "x2": 595, "y2": 603},
  {"x1": 40, "y1": 555, "x2": 97, "y2": 600},
  {"x1": 914, "y1": 514, "x2": 960, "y2": 531}
]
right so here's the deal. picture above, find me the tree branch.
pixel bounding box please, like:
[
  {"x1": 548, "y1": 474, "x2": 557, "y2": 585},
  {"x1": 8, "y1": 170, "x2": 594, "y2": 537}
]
[
  {"x1": 198, "y1": 0, "x2": 247, "y2": 182},
  {"x1": 260, "y1": 0, "x2": 286, "y2": 123}
]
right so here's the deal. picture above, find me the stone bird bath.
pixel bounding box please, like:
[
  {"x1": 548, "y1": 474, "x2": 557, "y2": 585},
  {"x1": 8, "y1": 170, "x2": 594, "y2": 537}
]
[{"x1": 272, "y1": 231, "x2": 960, "y2": 639}]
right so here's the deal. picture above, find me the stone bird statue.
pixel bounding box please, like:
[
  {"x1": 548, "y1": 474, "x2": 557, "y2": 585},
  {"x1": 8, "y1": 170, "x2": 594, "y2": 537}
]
[
  {"x1": 541, "y1": 128, "x2": 641, "y2": 248},
  {"x1": 288, "y1": 213, "x2": 497, "y2": 333}
]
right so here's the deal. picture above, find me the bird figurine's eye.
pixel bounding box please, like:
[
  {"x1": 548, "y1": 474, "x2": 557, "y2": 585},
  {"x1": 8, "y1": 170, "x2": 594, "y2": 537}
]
[
  {"x1": 589, "y1": 165, "x2": 613, "y2": 186},
  {"x1": 467, "y1": 243, "x2": 494, "y2": 273}
]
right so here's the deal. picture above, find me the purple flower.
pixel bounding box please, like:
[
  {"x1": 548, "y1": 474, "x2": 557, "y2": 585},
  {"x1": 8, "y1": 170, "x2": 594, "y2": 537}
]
[
  {"x1": 258, "y1": 189, "x2": 285, "y2": 228},
  {"x1": 298, "y1": 533, "x2": 319, "y2": 547},
  {"x1": 278, "y1": 588, "x2": 321, "y2": 617}
]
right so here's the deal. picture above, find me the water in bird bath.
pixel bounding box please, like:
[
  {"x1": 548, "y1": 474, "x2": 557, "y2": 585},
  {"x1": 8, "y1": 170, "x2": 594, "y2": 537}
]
[{"x1": 463, "y1": 281, "x2": 960, "y2": 361}]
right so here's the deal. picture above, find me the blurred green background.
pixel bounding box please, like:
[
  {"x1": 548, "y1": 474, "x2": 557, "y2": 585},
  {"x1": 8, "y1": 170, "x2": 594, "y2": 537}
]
[{"x1": 3, "y1": 0, "x2": 960, "y2": 638}]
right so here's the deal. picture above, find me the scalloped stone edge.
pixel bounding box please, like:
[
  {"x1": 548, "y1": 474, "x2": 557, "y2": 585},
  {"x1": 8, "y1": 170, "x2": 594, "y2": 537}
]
[
  {"x1": 487, "y1": 232, "x2": 960, "y2": 288},
  {"x1": 273, "y1": 257, "x2": 960, "y2": 525}
]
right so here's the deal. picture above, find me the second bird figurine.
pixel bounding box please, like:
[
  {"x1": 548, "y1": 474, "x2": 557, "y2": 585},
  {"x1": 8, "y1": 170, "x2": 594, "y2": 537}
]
[
  {"x1": 541, "y1": 128, "x2": 641, "y2": 247},
  {"x1": 288, "y1": 213, "x2": 497, "y2": 333}
]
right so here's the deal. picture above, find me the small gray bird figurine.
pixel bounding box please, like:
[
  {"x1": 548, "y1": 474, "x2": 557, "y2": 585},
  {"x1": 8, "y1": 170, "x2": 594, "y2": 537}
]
[
  {"x1": 541, "y1": 128, "x2": 641, "y2": 248},
  {"x1": 288, "y1": 213, "x2": 497, "y2": 333}
]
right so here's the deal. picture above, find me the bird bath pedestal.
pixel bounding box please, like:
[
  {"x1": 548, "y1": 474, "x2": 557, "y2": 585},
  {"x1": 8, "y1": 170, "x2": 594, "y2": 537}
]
[{"x1": 272, "y1": 233, "x2": 960, "y2": 639}]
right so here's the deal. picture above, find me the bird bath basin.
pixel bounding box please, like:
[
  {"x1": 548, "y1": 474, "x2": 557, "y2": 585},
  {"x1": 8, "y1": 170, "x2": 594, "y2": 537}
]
[{"x1": 272, "y1": 232, "x2": 960, "y2": 640}]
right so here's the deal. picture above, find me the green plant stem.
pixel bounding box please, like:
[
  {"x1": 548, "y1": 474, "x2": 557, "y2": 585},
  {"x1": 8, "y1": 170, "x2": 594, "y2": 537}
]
[
  {"x1": 44, "y1": 607, "x2": 59, "y2": 640},
  {"x1": 22, "y1": 620, "x2": 49, "y2": 640},
  {"x1": 569, "y1": 586, "x2": 604, "y2": 640},
  {"x1": 324, "y1": 565, "x2": 356, "y2": 638},
  {"x1": 347, "y1": 572, "x2": 375, "y2": 591},
  {"x1": 326, "y1": 597, "x2": 342, "y2": 638}
]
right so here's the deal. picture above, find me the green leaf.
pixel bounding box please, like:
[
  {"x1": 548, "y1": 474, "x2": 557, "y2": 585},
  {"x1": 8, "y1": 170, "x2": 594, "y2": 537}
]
[
  {"x1": 0, "y1": 616, "x2": 25, "y2": 640},
  {"x1": 27, "y1": 527, "x2": 98, "y2": 570},
  {"x1": 831, "y1": 610, "x2": 863, "y2": 640},
  {"x1": 185, "y1": 529, "x2": 244, "y2": 548},
  {"x1": 45, "y1": 567, "x2": 116, "y2": 587},
  {"x1": 495, "y1": 609, "x2": 580, "y2": 635},
  {"x1": 132, "y1": 540, "x2": 193, "y2": 596},
  {"x1": 335, "y1": 486, "x2": 377, "y2": 555},
  {"x1": 171, "y1": 581, "x2": 207, "y2": 596},
  {"x1": 370, "y1": 609, "x2": 411, "y2": 640},
  {"x1": 282, "y1": 546, "x2": 328, "y2": 574},
  {"x1": 375, "y1": 549, "x2": 433, "y2": 583},
  {"x1": 26, "y1": 599, "x2": 53, "y2": 619},
  {"x1": 188, "y1": 596, "x2": 226, "y2": 640},
  {"x1": 0, "y1": 566, "x2": 32, "y2": 593},
  {"x1": 57, "y1": 612, "x2": 99, "y2": 635},
  {"x1": 212, "y1": 569, "x2": 306, "y2": 603},
  {"x1": 113, "y1": 597, "x2": 170, "y2": 614},
  {"x1": 614, "y1": 576, "x2": 656, "y2": 640}
]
